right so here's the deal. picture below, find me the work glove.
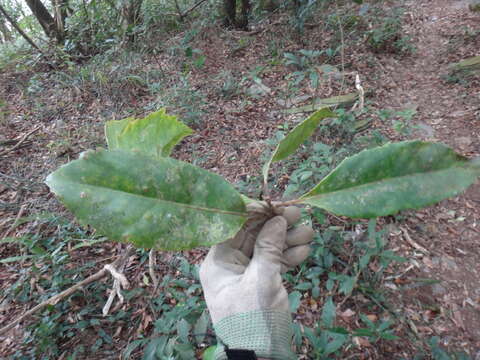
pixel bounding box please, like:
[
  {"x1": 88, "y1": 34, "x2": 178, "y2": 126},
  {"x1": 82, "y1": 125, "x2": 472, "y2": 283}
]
[{"x1": 200, "y1": 203, "x2": 314, "y2": 360}]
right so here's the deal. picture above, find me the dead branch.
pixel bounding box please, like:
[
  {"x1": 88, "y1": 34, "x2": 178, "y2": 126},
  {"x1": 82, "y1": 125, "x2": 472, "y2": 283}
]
[
  {"x1": 180, "y1": 0, "x2": 208, "y2": 19},
  {"x1": 0, "y1": 126, "x2": 42, "y2": 157},
  {"x1": 0, "y1": 245, "x2": 135, "y2": 336},
  {"x1": 1, "y1": 204, "x2": 27, "y2": 239},
  {"x1": 0, "y1": 4, "x2": 43, "y2": 54},
  {"x1": 102, "y1": 260, "x2": 131, "y2": 316},
  {"x1": 148, "y1": 249, "x2": 159, "y2": 291},
  {"x1": 400, "y1": 226, "x2": 429, "y2": 254}
]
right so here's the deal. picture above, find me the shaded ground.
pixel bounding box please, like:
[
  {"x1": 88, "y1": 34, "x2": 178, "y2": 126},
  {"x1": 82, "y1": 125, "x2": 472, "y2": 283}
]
[{"x1": 0, "y1": 0, "x2": 479, "y2": 358}]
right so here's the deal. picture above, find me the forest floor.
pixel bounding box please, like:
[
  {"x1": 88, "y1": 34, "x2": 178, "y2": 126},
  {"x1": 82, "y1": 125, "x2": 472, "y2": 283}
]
[{"x1": 0, "y1": 0, "x2": 479, "y2": 358}]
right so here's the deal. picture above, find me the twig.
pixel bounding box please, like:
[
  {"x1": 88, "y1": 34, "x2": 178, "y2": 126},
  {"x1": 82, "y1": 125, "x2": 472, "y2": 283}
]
[
  {"x1": 0, "y1": 245, "x2": 134, "y2": 336},
  {"x1": 0, "y1": 126, "x2": 41, "y2": 157},
  {"x1": 0, "y1": 4, "x2": 44, "y2": 54},
  {"x1": 1, "y1": 204, "x2": 27, "y2": 239},
  {"x1": 148, "y1": 249, "x2": 159, "y2": 291},
  {"x1": 179, "y1": 0, "x2": 208, "y2": 19},
  {"x1": 173, "y1": 0, "x2": 183, "y2": 18},
  {"x1": 353, "y1": 74, "x2": 364, "y2": 112},
  {"x1": 334, "y1": 0, "x2": 346, "y2": 107},
  {"x1": 102, "y1": 255, "x2": 131, "y2": 316},
  {"x1": 400, "y1": 226, "x2": 429, "y2": 254}
]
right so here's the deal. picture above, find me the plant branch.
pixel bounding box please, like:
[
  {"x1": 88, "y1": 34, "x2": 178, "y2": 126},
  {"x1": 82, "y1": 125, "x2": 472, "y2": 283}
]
[
  {"x1": 0, "y1": 126, "x2": 42, "y2": 157},
  {"x1": 1, "y1": 204, "x2": 27, "y2": 239},
  {"x1": 180, "y1": 0, "x2": 208, "y2": 19},
  {"x1": 0, "y1": 245, "x2": 135, "y2": 336},
  {"x1": 148, "y1": 249, "x2": 159, "y2": 291},
  {"x1": 0, "y1": 4, "x2": 43, "y2": 54},
  {"x1": 334, "y1": 0, "x2": 346, "y2": 110}
]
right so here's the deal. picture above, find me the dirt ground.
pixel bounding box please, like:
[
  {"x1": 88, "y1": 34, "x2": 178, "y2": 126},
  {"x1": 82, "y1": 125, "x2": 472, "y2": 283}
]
[
  {"x1": 0, "y1": 0, "x2": 479, "y2": 358},
  {"x1": 374, "y1": 0, "x2": 480, "y2": 354}
]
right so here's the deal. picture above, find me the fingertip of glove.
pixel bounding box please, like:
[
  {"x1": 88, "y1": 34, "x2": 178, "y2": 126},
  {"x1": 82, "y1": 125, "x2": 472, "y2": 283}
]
[
  {"x1": 284, "y1": 245, "x2": 311, "y2": 267},
  {"x1": 282, "y1": 206, "x2": 301, "y2": 225},
  {"x1": 286, "y1": 225, "x2": 314, "y2": 247}
]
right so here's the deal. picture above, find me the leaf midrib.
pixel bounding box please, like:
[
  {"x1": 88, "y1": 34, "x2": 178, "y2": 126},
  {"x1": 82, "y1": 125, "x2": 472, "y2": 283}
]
[
  {"x1": 55, "y1": 178, "x2": 248, "y2": 217},
  {"x1": 300, "y1": 164, "x2": 471, "y2": 202}
]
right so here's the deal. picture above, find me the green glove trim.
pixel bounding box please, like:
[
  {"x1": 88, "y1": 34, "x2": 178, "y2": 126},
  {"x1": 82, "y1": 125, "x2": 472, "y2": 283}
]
[{"x1": 213, "y1": 310, "x2": 296, "y2": 360}]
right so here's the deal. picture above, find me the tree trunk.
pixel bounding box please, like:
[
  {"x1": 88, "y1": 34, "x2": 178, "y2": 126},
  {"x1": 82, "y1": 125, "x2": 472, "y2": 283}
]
[
  {"x1": 0, "y1": 3, "x2": 43, "y2": 52},
  {"x1": 50, "y1": 0, "x2": 68, "y2": 42},
  {"x1": 221, "y1": 0, "x2": 250, "y2": 29},
  {"x1": 24, "y1": 0, "x2": 57, "y2": 39},
  {"x1": 237, "y1": 0, "x2": 250, "y2": 29},
  {"x1": 0, "y1": 16, "x2": 13, "y2": 42},
  {"x1": 121, "y1": 0, "x2": 143, "y2": 42},
  {"x1": 222, "y1": 0, "x2": 236, "y2": 27},
  {"x1": 258, "y1": 0, "x2": 277, "y2": 12}
]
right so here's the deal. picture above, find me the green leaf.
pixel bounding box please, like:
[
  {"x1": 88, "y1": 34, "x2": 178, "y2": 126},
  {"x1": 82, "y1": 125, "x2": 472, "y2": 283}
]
[
  {"x1": 202, "y1": 346, "x2": 217, "y2": 360},
  {"x1": 359, "y1": 313, "x2": 375, "y2": 328},
  {"x1": 299, "y1": 141, "x2": 479, "y2": 218},
  {"x1": 327, "y1": 327, "x2": 349, "y2": 335},
  {"x1": 472, "y1": 157, "x2": 480, "y2": 172},
  {"x1": 262, "y1": 108, "x2": 335, "y2": 184},
  {"x1": 105, "y1": 109, "x2": 193, "y2": 157},
  {"x1": 142, "y1": 336, "x2": 168, "y2": 360},
  {"x1": 123, "y1": 339, "x2": 147, "y2": 359},
  {"x1": 339, "y1": 275, "x2": 356, "y2": 295},
  {"x1": 240, "y1": 194, "x2": 255, "y2": 205},
  {"x1": 353, "y1": 328, "x2": 374, "y2": 337},
  {"x1": 46, "y1": 149, "x2": 247, "y2": 250},
  {"x1": 105, "y1": 117, "x2": 131, "y2": 149},
  {"x1": 324, "y1": 333, "x2": 348, "y2": 355},
  {"x1": 294, "y1": 282, "x2": 312, "y2": 291},
  {"x1": 174, "y1": 343, "x2": 195, "y2": 359},
  {"x1": 321, "y1": 297, "x2": 336, "y2": 328},
  {"x1": 177, "y1": 319, "x2": 190, "y2": 343},
  {"x1": 288, "y1": 291, "x2": 302, "y2": 313},
  {"x1": 193, "y1": 310, "x2": 209, "y2": 344},
  {"x1": 0, "y1": 255, "x2": 35, "y2": 263},
  {"x1": 380, "y1": 332, "x2": 399, "y2": 341}
]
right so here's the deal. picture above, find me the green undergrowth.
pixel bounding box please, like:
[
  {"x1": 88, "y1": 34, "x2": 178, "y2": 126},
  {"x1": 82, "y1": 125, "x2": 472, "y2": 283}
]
[
  {"x1": 1, "y1": 214, "x2": 216, "y2": 359},
  {"x1": 285, "y1": 216, "x2": 406, "y2": 356},
  {"x1": 2, "y1": 101, "x2": 473, "y2": 357},
  {"x1": 0, "y1": 1, "x2": 474, "y2": 359},
  {"x1": 3, "y1": 205, "x2": 469, "y2": 358}
]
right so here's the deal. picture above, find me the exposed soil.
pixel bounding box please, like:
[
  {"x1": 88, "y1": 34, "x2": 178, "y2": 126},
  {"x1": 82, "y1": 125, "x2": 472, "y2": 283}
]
[{"x1": 0, "y1": 0, "x2": 479, "y2": 358}]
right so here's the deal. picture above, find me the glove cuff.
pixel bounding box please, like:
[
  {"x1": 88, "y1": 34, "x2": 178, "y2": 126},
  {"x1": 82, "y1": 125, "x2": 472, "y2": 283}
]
[{"x1": 213, "y1": 310, "x2": 295, "y2": 360}]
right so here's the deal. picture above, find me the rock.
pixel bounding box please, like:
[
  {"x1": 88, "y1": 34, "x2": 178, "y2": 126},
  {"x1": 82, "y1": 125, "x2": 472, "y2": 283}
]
[
  {"x1": 276, "y1": 95, "x2": 311, "y2": 108},
  {"x1": 416, "y1": 122, "x2": 435, "y2": 138},
  {"x1": 456, "y1": 136, "x2": 472, "y2": 148},
  {"x1": 441, "y1": 256, "x2": 458, "y2": 271},
  {"x1": 431, "y1": 284, "x2": 446, "y2": 296},
  {"x1": 470, "y1": 0, "x2": 480, "y2": 11},
  {"x1": 245, "y1": 81, "x2": 272, "y2": 97}
]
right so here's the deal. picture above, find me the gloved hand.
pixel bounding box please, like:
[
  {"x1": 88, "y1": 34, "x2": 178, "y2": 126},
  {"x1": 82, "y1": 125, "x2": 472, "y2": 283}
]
[{"x1": 200, "y1": 203, "x2": 314, "y2": 360}]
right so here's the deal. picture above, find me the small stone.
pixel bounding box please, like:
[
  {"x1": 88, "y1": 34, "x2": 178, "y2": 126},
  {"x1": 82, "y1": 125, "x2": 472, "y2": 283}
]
[
  {"x1": 431, "y1": 284, "x2": 446, "y2": 296},
  {"x1": 456, "y1": 136, "x2": 472, "y2": 148},
  {"x1": 441, "y1": 256, "x2": 458, "y2": 271},
  {"x1": 416, "y1": 122, "x2": 435, "y2": 138},
  {"x1": 245, "y1": 82, "x2": 271, "y2": 97}
]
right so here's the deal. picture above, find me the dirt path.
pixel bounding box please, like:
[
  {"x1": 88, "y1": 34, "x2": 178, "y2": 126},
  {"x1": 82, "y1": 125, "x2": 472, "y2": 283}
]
[{"x1": 374, "y1": 0, "x2": 480, "y2": 353}]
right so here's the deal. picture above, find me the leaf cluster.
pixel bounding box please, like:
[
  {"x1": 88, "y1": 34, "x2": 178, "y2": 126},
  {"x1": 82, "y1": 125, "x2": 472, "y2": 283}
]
[{"x1": 46, "y1": 107, "x2": 480, "y2": 251}]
